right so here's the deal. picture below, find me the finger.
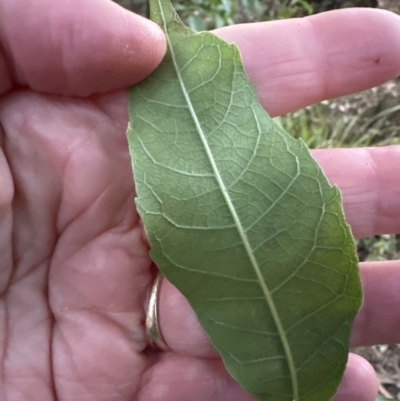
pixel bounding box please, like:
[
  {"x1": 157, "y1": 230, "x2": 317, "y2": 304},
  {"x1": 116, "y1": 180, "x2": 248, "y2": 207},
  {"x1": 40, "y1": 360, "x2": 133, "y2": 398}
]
[
  {"x1": 215, "y1": 9, "x2": 400, "y2": 116},
  {"x1": 140, "y1": 352, "x2": 377, "y2": 401},
  {"x1": 332, "y1": 354, "x2": 378, "y2": 401},
  {"x1": 161, "y1": 259, "x2": 400, "y2": 356},
  {"x1": 311, "y1": 146, "x2": 400, "y2": 239},
  {"x1": 351, "y1": 260, "x2": 400, "y2": 347},
  {"x1": 159, "y1": 277, "x2": 216, "y2": 357},
  {"x1": 0, "y1": 0, "x2": 166, "y2": 96}
]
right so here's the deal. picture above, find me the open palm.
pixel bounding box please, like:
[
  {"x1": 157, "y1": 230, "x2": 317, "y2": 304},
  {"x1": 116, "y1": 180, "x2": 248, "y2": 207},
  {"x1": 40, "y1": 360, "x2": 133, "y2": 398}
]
[{"x1": 0, "y1": 1, "x2": 400, "y2": 401}]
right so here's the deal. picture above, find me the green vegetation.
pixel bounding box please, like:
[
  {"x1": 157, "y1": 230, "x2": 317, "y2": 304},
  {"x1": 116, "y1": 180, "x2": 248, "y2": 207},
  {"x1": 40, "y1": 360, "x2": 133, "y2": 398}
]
[
  {"x1": 173, "y1": 0, "x2": 314, "y2": 30},
  {"x1": 275, "y1": 104, "x2": 400, "y2": 149},
  {"x1": 358, "y1": 235, "x2": 400, "y2": 262},
  {"x1": 115, "y1": 0, "x2": 315, "y2": 29}
]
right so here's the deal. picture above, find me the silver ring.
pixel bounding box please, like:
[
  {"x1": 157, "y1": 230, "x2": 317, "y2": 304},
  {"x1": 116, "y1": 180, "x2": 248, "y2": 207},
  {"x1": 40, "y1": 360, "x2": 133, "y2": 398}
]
[{"x1": 145, "y1": 272, "x2": 171, "y2": 351}]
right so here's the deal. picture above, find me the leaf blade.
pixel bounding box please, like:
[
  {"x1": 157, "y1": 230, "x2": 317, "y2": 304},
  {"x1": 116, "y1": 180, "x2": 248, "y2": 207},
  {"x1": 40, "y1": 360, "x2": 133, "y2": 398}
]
[
  {"x1": 127, "y1": 1, "x2": 363, "y2": 400},
  {"x1": 153, "y1": 0, "x2": 300, "y2": 396}
]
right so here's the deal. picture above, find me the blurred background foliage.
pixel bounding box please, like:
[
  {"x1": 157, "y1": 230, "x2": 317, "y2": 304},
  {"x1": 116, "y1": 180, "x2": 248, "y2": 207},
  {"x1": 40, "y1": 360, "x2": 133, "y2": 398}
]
[
  {"x1": 116, "y1": 0, "x2": 379, "y2": 29},
  {"x1": 115, "y1": 0, "x2": 400, "y2": 265}
]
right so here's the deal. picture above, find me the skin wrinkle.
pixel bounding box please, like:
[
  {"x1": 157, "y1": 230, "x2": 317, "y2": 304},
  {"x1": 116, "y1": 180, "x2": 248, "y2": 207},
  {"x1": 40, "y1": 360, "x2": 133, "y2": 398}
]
[
  {"x1": 339, "y1": 149, "x2": 377, "y2": 239},
  {"x1": 50, "y1": 236, "x2": 146, "y2": 323},
  {"x1": 0, "y1": 5, "x2": 18, "y2": 90},
  {"x1": 0, "y1": 42, "x2": 12, "y2": 95},
  {"x1": 3, "y1": 278, "x2": 54, "y2": 401},
  {"x1": 56, "y1": 2, "x2": 107, "y2": 95},
  {"x1": 302, "y1": 17, "x2": 330, "y2": 103},
  {"x1": 47, "y1": 279, "x2": 58, "y2": 401},
  {"x1": 0, "y1": 300, "x2": 9, "y2": 401},
  {"x1": 0, "y1": 135, "x2": 12, "y2": 400},
  {"x1": 370, "y1": 147, "x2": 400, "y2": 234},
  {"x1": 264, "y1": 20, "x2": 325, "y2": 109},
  {"x1": 8, "y1": 191, "x2": 58, "y2": 285},
  {"x1": 50, "y1": 119, "x2": 133, "y2": 237},
  {"x1": 55, "y1": 152, "x2": 116, "y2": 234},
  {"x1": 0, "y1": 97, "x2": 72, "y2": 400},
  {"x1": 17, "y1": 0, "x2": 69, "y2": 90},
  {"x1": 52, "y1": 312, "x2": 146, "y2": 399},
  {"x1": 49, "y1": 6, "x2": 70, "y2": 96},
  {"x1": 88, "y1": 92, "x2": 129, "y2": 137},
  {"x1": 54, "y1": 184, "x2": 136, "y2": 264},
  {"x1": 364, "y1": 149, "x2": 380, "y2": 237},
  {"x1": 0, "y1": 1, "x2": 35, "y2": 87},
  {"x1": 131, "y1": 353, "x2": 161, "y2": 401},
  {"x1": 8, "y1": 256, "x2": 51, "y2": 290},
  {"x1": 57, "y1": 185, "x2": 115, "y2": 246},
  {"x1": 0, "y1": 163, "x2": 13, "y2": 295}
]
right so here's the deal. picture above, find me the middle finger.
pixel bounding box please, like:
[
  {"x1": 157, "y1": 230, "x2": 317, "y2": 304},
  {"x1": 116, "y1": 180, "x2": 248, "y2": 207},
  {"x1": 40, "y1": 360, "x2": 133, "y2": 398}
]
[{"x1": 158, "y1": 146, "x2": 400, "y2": 354}]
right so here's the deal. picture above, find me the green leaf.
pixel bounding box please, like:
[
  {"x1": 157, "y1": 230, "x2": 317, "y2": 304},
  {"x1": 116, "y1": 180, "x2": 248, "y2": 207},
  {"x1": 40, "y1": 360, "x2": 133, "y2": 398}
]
[{"x1": 127, "y1": 1, "x2": 362, "y2": 400}]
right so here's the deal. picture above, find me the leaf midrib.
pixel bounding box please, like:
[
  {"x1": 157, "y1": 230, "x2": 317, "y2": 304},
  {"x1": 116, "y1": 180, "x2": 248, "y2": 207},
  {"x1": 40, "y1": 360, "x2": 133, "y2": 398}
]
[{"x1": 156, "y1": 2, "x2": 299, "y2": 400}]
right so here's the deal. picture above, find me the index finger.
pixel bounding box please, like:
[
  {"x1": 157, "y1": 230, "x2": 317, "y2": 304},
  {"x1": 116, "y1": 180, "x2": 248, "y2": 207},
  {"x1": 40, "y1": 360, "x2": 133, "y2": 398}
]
[{"x1": 0, "y1": 0, "x2": 166, "y2": 96}]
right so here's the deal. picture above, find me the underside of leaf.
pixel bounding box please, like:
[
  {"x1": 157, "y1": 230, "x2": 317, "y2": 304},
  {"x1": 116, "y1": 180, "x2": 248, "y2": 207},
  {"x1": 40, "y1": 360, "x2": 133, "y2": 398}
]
[{"x1": 127, "y1": 1, "x2": 363, "y2": 400}]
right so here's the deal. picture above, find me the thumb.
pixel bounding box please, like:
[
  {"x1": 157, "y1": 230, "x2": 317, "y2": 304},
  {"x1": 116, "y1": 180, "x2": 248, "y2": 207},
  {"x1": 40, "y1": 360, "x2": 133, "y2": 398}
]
[{"x1": 0, "y1": 0, "x2": 166, "y2": 96}]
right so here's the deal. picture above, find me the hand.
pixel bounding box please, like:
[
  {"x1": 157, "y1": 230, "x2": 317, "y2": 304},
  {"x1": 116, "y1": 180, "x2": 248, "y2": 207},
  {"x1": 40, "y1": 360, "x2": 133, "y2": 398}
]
[{"x1": 0, "y1": 2, "x2": 399, "y2": 401}]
